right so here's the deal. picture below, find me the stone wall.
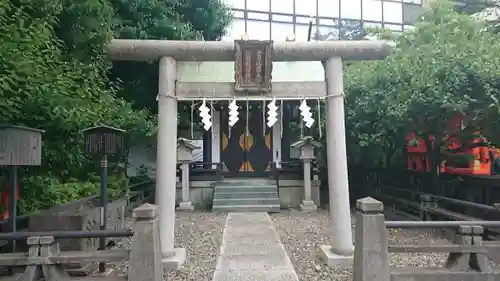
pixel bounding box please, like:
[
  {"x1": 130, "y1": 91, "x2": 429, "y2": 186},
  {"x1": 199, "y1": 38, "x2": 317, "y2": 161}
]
[{"x1": 28, "y1": 198, "x2": 126, "y2": 252}]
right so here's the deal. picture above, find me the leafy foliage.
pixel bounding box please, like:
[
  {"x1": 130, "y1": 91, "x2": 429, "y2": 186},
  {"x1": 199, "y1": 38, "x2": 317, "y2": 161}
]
[
  {"x1": 109, "y1": 0, "x2": 232, "y2": 120},
  {"x1": 0, "y1": 0, "x2": 231, "y2": 213},
  {"x1": 344, "y1": 0, "x2": 500, "y2": 169}
]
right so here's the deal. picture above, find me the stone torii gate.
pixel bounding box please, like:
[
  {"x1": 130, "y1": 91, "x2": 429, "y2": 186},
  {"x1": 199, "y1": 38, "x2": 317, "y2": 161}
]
[{"x1": 107, "y1": 39, "x2": 392, "y2": 268}]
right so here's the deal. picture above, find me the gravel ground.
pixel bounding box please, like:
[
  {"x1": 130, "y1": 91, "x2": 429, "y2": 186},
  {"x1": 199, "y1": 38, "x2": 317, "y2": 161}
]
[
  {"x1": 115, "y1": 211, "x2": 226, "y2": 281},
  {"x1": 164, "y1": 212, "x2": 226, "y2": 281},
  {"x1": 112, "y1": 208, "x2": 496, "y2": 281},
  {"x1": 270, "y1": 209, "x2": 453, "y2": 281}
]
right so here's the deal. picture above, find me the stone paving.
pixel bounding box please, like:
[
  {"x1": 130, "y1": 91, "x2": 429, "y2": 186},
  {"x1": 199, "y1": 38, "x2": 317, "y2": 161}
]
[{"x1": 212, "y1": 212, "x2": 299, "y2": 281}]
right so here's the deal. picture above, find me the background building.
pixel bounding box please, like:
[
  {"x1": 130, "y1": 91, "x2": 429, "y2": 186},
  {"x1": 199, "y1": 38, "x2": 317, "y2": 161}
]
[
  {"x1": 220, "y1": 0, "x2": 496, "y2": 41},
  {"x1": 220, "y1": 0, "x2": 429, "y2": 41}
]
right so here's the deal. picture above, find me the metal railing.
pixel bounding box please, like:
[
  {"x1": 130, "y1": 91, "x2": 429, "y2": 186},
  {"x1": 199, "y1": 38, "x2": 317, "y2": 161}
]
[{"x1": 0, "y1": 203, "x2": 161, "y2": 281}]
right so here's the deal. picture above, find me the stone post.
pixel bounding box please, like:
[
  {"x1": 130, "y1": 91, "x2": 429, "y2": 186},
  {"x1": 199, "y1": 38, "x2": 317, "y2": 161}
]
[
  {"x1": 470, "y1": 226, "x2": 491, "y2": 272},
  {"x1": 155, "y1": 57, "x2": 185, "y2": 268},
  {"x1": 320, "y1": 56, "x2": 354, "y2": 267},
  {"x1": 24, "y1": 237, "x2": 41, "y2": 281},
  {"x1": 177, "y1": 162, "x2": 194, "y2": 211},
  {"x1": 129, "y1": 204, "x2": 163, "y2": 281},
  {"x1": 300, "y1": 159, "x2": 317, "y2": 212},
  {"x1": 445, "y1": 225, "x2": 473, "y2": 270},
  {"x1": 419, "y1": 194, "x2": 436, "y2": 221},
  {"x1": 39, "y1": 236, "x2": 70, "y2": 280},
  {"x1": 353, "y1": 197, "x2": 390, "y2": 281}
]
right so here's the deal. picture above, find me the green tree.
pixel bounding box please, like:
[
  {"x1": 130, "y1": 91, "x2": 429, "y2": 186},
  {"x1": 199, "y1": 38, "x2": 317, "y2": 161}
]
[
  {"x1": 0, "y1": 0, "x2": 231, "y2": 213},
  {"x1": 0, "y1": 0, "x2": 156, "y2": 212},
  {"x1": 109, "y1": 0, "x2": 233, "y2": 119},
  {"x1": 344, "y1": 0, "x2": 500, "y2": 173}
]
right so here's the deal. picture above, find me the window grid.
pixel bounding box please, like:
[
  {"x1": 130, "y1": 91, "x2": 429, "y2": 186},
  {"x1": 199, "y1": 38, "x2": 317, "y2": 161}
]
[{"x1": 228, "y1": 0, "x2": 425, "y2": 40}]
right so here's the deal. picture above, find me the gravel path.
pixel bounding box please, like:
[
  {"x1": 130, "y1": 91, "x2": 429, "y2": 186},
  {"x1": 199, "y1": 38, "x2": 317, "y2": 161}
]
[{"x1": 270, "y1": 209, "x2": 451, "y2": 281}]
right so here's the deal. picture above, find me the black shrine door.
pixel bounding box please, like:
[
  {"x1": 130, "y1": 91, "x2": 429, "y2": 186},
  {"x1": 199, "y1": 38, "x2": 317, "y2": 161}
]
[{"x1": 220, "y1": 101, "x2": 273, "y2": 177}]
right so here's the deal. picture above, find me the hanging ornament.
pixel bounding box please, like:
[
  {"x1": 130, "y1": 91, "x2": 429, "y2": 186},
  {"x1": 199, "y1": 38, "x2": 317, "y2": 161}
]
[
  {"x1": 266, "y1": 98, "x2": 278, "y2": 128},
  {"x1": 198, "y1": 99, "x2": 212, "y2": 131},
  {"x1": 190, "y1": 101, "x2": 194, "y2": 139},
  {"x1": 228, "y1": 99, "x2": 239, "y2": 127},
  {"x1": 245, "y1": 98, "x2": 249, "y2": 135},
  {"x1": 280, "y1": 101, "x2": 283, "y2": 138},
  {"x1": 299, "y1": 99, "x2": 314, "y2": 128},
  {"x1": 210, "y1": 101, "x2": 215, "y2": 138},
  {"x1": 262, "y1": 100, "x2": 266, "y2": 136},
  {"x1": 317, "y1": 99, "x2": 322, "y2": 139}
]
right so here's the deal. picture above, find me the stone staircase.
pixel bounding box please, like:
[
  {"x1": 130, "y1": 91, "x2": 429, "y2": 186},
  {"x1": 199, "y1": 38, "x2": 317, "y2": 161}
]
[{"x1": 212, "y1": 179, "x2": 281, "y2": 212}]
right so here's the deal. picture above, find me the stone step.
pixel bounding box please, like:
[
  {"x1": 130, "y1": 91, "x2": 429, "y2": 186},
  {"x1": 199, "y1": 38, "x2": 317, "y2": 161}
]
[
  {"x1": 217, "y1": 179, "x2": 275, "y2": 186},
  {"x1": 214, "y1": 192, "x2": 279, "y2": 199},
  {"x1": 214, "y1": 186, "x2": 277, "y2": 193},
  {"x1": 212, "y1": 205, "x2": 281, "y2": 213},
  {"x1": 213, "y1": 198, "x2": 280, "y2": 206}
]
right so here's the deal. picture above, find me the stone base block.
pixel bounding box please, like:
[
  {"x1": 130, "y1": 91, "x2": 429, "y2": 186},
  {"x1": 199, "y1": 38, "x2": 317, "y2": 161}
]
[
  {"x1": 319, "y1": 245, "x2": 353, "y2": 268},
  {"x1": 177, "y1": 201, "x2": 194, "y2": 211},
  {"x1": 162, "y1": 248, "x2": 186, "y2": 270},
  {"x1": 300, "y1": 200, "x2": 317, "y2": 212}
]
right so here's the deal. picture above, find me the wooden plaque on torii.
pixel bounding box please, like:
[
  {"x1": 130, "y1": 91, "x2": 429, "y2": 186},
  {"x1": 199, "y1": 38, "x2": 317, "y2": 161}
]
[{"x1": 234, "y1": 40, "x2": 273, "y2": 94}]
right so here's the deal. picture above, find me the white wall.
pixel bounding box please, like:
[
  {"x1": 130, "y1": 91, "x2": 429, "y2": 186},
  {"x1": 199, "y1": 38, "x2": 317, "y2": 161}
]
[{"x1": 127, "y1": 140, "x2": 203, "y2": 178}]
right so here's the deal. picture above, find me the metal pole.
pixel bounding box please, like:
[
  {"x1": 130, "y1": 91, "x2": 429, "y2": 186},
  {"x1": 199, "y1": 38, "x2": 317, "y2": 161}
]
[
  {"x1": 307, "y1": 21, "x2": 313, "y2": 41},
  {"x1": 99, "y1": 154, "x2": 108, "y2": 273},
  {"x1": 8, "y1": 166, "x2": 17, "y2": 252},
  {"x1": 8, "y1": 165, "x2": 17, "y2": 276}
]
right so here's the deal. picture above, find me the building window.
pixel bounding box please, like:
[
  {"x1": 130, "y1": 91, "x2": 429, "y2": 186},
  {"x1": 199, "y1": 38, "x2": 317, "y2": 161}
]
[
  {"x1": 272, "y1": 14, "x2": 294, "y2": 23},
  {"x1": 340, "y1": 19, "x2": 363, "y2": 40},
  {"x1": 362, "y1": 0, "x2": 383, "y2": 21},
  {"x1": 295, "y1": 0, "x2": 317, "y2": 17},
  {"x1": 295, "y1": 24, "x2": 311, "y2": 41},
  {"x1": 233, "y1": 10, "x2": 245, "y2": 18},
  {"x1": 318, "y1": 0, "x2": 339, "y2": 18},
  {"x1": 247, "y1": 21, "x2": 271, "y2": 40},
  {"x1": 403, "y1": 0, "x2": 422, "y2": 4},
  {"x1": 402, "y1": 2, "x2": 424, "y2": 25},
  {"x1": 296, "y1": 16, "x2": 314, "y2": 24},
  {"x1": 341, "y1": 0, "x2": 361, "y2": 20},
  {"x1": 271, "y1": 22, "x2": 294, "y2": 40},
  {"x1": 222, "y1": 19, "x2": 246, "y2": 41},
  {"x1": 385, "y1": 23, "x2": 403, "y2": 32},
  {"x1": 271, "y1": 0, "x2": 293, "y2": 14},
  {"x1": 364, "y1": 21, "x2": 382, "y2": 29},
  {"x1": 318, "y1": 18, "x2": 337, "y2": 26},
  {"x1": 247, "y1": 0, "x2": 270, "y2": 12},
  {"x1": 248, "y1": 12, "x2": 270, "y2": 21},
  {"x1": 223, "y1": 0, "x2": 245, "y2": 9},
  {"x1": 316, "y1": 25, "x2": 340, "y2": 40},
  {"x1": 383, "y1": 1, "x2": 403, "y2": 23}
]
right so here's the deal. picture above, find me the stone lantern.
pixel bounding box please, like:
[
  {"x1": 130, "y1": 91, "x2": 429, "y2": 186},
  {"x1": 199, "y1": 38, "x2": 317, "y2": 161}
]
[
  {"x1": 291, "y1": 136, "x2": 322, "y2": 212},
  {"x1": 176, "y1": 138, "x2": 200, "y2": 211},
  {"x1": 0, "y1": 125, "x2": 44, "y2": 253}
]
